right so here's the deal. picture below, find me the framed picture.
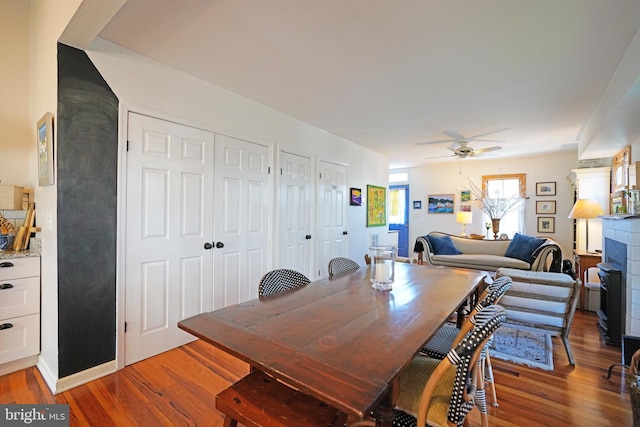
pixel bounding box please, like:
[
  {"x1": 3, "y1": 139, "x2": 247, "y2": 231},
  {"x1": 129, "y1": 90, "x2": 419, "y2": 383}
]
[
  {"x1": 350, "y1": 188, "x2": 362, "y2": 206},
  {"x1": 413, "y1": 200, "x2": 422, "y2": 209},
  {"x1": 428, "y1": 194, "x2": 454, "y2": 214},
  {"x1": 366, "y1": 185, "x2": 386, "y2": 227},
  {"x1": 536, "y1": 200, "x2": 556, "y2": 214},
  {"x1": 460, "y1": 204, "x2": 471, "y2": 212},
  {"x1": 460, "y1": 189, "x2": 471, "y2": 202},
  {"x1": 537, "y1": 217, "x2": 555, "y2": 233},
  {"x1": 37, "y1": 112, "x2": 55, "y2": 186},
  {"x1": 536, "y1": 181, "x2": 556, "y2": 196}
]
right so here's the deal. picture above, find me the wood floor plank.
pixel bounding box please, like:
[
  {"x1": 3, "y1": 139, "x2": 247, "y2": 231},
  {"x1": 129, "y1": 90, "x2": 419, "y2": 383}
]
[{"x1": 0, "y1": 311, "x2": 635, "y2": 426}]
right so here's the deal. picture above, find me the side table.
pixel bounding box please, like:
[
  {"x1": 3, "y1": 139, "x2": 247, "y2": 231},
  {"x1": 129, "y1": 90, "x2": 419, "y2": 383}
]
[{"x1": 573, "y1": 250, "x2": 602, "y2": 310}]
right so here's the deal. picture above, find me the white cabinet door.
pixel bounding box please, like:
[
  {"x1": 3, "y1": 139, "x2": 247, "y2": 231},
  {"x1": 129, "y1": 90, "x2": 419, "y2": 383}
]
[{"x1": 125, "y1": 113, "x2": 214, "y2": 365}]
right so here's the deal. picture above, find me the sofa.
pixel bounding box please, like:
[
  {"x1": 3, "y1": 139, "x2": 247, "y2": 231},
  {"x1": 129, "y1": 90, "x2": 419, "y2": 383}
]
[{"x1": 414, "y1": 231, "x2": 562, "y2": 272}]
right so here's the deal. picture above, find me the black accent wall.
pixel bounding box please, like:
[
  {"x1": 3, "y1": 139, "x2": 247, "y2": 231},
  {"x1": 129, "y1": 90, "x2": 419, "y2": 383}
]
[{"x1": 57, "y1": 43, "x2": 118, "y2": 377}]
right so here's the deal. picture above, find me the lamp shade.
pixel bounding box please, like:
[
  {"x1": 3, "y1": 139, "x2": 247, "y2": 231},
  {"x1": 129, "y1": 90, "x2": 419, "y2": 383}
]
[
  {"x1": 456, "y1": 211, "x2": 473, "y2": 224},
  {"x1": 568, "y1": 199, "x2": 604, "y2": 219}
]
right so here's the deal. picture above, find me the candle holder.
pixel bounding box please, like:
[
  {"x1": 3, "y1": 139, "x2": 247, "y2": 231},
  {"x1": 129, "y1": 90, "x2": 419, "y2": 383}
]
[{"x1": 369, "y1": 246, "x2": 397, "y2": 291}]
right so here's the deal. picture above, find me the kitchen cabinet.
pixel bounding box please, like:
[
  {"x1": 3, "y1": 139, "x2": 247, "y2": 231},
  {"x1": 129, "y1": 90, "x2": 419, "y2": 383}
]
[{"x1": 0, "y1": 255, "x2": 40, "y2": 375}]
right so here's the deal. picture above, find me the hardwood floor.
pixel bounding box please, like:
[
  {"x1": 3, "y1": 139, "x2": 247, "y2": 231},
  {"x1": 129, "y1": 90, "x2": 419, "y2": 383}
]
[{"x1": 0, "y1": 310, "x2": 634, "y2": 426}]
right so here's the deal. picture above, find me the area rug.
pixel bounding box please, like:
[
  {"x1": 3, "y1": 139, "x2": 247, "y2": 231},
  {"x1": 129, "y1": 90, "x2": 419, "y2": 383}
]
[{"x1": 489, "y1": 324, "x2": 554, "y2": 371}]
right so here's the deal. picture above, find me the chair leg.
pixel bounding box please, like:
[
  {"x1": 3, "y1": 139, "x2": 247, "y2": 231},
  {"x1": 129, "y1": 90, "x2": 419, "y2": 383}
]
[
  {"x1": 562, "y1": 333, "x2": 576, "y2": 366},
  {"x1": 474, "y1": 358, "x2": 489, "y2": 427},
  {"x1": 484, "y1": 352, "x2": 499, "y2": 407},
  {"x1": 222, "y1": 416, "x2": 237, "y2": 427}
]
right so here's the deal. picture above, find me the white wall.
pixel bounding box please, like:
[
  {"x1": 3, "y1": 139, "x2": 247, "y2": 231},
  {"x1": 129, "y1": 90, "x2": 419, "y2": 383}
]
[
  {"x1": 0, "y1": 1, "x2": 31, "y2": 188},
  {"x1": 403, "y1": 150, "x2": 580, "y2": 260}
]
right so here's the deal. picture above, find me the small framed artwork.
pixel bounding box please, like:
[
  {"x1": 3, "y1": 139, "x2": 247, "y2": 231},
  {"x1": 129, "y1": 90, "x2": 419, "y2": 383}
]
[
  {"x1": 366, "y1": 184, "x2": 386, "y2": 227},
  {"x1": 350, "y1": 188, "x2": 362, "y2": 206},
  {"x1": 413, "y1": 200, "x2": 422, "y2": 209},
  {"x1": 537, "y1": 217, "x2": 555, "y2": 233},
  {"x1": 536, "y1": 181, "x2": 556, "y2": 196},
  {"x1": 428, "y1": 194, "x2": 454, "y2": 214},
  {"x1": 37, "y1": 112, "x2": 55, "y2": 186},
  {"x1": 460, "y1": 189, "x2": 471, "y2": 202},
  {"x1": 536, "y1": 200, "x2": 556, "y2": 214},
  {"x1": 460, "y1": 204, "x2": 471, "y2": 212}
]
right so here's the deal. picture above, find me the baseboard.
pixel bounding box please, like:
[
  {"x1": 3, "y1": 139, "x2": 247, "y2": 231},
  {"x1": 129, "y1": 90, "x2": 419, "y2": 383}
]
[
  {"x1": 0, "y1": 355, "x2": 38, "y2": 377},
  {"x1": 38, "y1": 360, "x2": 117, "y2": 394},
  {"x1": 36, "y1": 357, "x2": 58, "y2": 394}
]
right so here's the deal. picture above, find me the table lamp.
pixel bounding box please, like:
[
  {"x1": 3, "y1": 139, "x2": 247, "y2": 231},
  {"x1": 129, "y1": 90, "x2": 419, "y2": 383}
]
[
  {"x1": 568, "y1": 198, "x2": 604, "y2": 253},
  {"x1": 456, "y1": 211, "x2": 473, "y2": 237}
]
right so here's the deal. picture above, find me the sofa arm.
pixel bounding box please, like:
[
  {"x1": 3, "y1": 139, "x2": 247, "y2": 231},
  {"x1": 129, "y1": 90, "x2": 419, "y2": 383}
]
[{"x1": 531, "y1": 242, "x2": 562, "y2": 272}]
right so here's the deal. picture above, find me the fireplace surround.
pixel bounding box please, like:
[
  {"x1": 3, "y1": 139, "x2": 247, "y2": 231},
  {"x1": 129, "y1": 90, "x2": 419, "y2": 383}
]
[{"x1": 602, "y1": 216, "x2": 640, "y2": 337}]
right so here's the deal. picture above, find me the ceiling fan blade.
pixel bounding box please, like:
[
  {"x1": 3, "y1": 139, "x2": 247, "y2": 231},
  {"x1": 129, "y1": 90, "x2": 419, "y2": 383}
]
[
  {"x1": 466, "y1": 127, "x2": 511, "y2": 140},
  {"x1": 424, "y1": 154, "x2": 456, "y2": 160},
  {"x1": 443, "y1": 130, "x2": 465, "y2": 140},
  {"x1": 471, "y1": 146, "x2": 502, "y2": 155},
  {"x1": 469, "y1": 138, "x2": 505, "y2": 143},
  {"x1": 415, "y1": 138, "x2": 456, "y2": 146}
]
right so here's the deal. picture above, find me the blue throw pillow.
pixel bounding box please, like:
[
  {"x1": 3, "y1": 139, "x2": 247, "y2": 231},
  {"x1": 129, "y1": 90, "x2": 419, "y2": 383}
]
[
  {"x1": 504, "y1": 233, "x2": 546, "y2": 265},
  {"x1": 427, "y1": 235, "x2": 462, "y2": 255}
]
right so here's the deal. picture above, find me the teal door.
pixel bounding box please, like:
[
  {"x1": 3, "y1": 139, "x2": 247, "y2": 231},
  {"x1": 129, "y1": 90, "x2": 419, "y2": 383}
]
[{"x1": 389, "y1": 185, "x2": 409, "y2": 257}]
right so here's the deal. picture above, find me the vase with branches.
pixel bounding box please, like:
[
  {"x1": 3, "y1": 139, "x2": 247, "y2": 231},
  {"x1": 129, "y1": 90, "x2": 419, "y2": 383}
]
[{"x1": 468, "y1": 179, "x2": 525, "y2": 239}]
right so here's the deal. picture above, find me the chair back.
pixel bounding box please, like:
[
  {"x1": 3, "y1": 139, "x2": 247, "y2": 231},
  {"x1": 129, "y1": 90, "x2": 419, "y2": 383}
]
[
  {"x1": 439, "y1": 305, "x2": 506, "y2": 426},
  {"x1": 328, "y1": 257, "x2": 360, "y2": 279},
  {"x1": 258, "y1": 269, "x2": 310, "y2": 297}
]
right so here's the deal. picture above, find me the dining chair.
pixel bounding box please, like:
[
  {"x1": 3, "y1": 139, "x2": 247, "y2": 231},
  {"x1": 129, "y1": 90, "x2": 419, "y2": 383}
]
[
  {"x1": 418, "y1": 276, "x2": 512, "y2": 426},
  {"x1": 328, "y1": 257, "x2": 360, "y2": 279},
  {"x1": 258, "y1": 268, "x2": 311, "y2": 298},
  {"x1": 351, "y1": 305, "x2": 507, "y2": 427}
]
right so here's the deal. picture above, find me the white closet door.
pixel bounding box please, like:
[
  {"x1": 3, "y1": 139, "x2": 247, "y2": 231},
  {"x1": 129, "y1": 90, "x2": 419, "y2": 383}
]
[
  {"x1": 278, "y1": 151, "x2": 312, "y2": 278},
  {"x1": 125, "y1": 113, "x2": 214, "y2": 365},
  {"x1": 212, "y1": 134, "x2": 270, "y2": 309},
  {"x1": 317, "y1": 161, "x2": 348, "y2": 279}
]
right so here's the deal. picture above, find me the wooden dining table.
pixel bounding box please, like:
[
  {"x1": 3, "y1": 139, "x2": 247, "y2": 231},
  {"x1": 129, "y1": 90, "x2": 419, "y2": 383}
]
[{"x1": 178, "y1": 263, "x2": 485, "y2": 427}]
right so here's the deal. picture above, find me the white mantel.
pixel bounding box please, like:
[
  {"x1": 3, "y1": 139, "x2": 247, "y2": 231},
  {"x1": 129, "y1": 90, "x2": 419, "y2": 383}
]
[{"x1": 602, "y1": 216, "x2": 640, "y2": 336}]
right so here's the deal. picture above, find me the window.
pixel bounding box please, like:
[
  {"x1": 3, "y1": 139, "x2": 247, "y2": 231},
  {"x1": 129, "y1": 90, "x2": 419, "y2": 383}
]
[{"x1": 481, "y1": 174, "x2": 526, "y2": 238}]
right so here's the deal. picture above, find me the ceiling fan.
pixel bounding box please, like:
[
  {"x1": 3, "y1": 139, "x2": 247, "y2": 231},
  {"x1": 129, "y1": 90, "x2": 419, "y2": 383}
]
[{"x1": 417, "y1": 129, "x2": 507, "y2": 160}]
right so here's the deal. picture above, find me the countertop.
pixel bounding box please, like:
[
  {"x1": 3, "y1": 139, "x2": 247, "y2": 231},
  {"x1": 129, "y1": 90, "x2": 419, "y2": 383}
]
[{"x1": 0, "y1": 237, "x2": 41, "y2": 259}]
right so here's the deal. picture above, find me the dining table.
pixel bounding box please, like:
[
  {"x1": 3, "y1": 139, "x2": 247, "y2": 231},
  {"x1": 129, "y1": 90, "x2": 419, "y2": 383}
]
[{"x1": 178, "y1": 262, "x2": 486, "y2": 427}]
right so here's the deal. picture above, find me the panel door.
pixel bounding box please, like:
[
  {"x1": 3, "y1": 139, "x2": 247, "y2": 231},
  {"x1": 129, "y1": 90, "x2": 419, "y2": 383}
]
[
  {"x1": 278, "y1": 151, "x2": 312, "y2": 277},
  {"x1": 317, "y1": 161, "x2": 348, "y2": 279},
  {"x1": 212, "y1": 134, "x2": 270, "y2": 309},
  {"x1": 125, "y1": 113, "x2": 214, "y2": 365}
]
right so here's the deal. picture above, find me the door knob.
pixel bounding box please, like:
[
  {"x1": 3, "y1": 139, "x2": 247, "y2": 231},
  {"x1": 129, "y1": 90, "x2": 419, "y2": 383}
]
[
  {"x1": 216, "y1": 242, "x2": 224, "y2": 248},
  {"x1": 204, "y1": 242, "x2": 213, "y2": 250},
  {"x1": 305, "y1": 234, "x2": 311, "y2": 240},
  {"x1": 342, "y1": 231, "x2": 348, "y2": 235}
]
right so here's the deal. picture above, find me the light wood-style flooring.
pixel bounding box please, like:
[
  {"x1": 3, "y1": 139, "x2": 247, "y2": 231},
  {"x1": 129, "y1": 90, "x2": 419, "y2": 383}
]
[{"x1": 0, "y1": 310, "x2": 634, "y2": 426}]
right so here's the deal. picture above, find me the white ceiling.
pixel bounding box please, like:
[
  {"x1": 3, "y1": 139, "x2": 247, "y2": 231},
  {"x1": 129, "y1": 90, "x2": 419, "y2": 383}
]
[{"x1": 89, "y1": 0, "x2": 640, "y2": 168}]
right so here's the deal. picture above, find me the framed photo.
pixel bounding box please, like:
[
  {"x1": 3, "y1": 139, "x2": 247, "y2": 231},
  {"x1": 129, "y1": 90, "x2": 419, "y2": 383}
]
[
  {"x1": 460, "y1": 204, "x2": 471, "y2": 212},
  {"x1": 537, "y1": 217, "x2": 555, "y2": 233},
  {"x1": 350, "y1": 188, "x2": 362, "y2": 206},
  {"x1": 460, "y1": 189, "x2": 471, "y2": 202},
  {"x1": 37, "y1": 112, "x2": 55, "y2": 186},
  {"x1": 413, "y1": 200, "x2": 422, "y2": 209},
  {"x1": 366, "y1": 185, "x2": 386, "y2": 227},
  {"x1": 536, "y1": 181, "x2": 556, "y2": 196},
  {"x1": 428, "y1": 194, "x2": 454, "y2": 214},
  {"x1": 536, "y1": 200, "x2": 556, "y2": 214}
]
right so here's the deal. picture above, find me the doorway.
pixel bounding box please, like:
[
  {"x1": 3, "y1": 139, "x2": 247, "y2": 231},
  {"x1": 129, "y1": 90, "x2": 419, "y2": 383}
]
[{"x1": 389, "y1": 185, "x2": 409, "y2": 257}]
